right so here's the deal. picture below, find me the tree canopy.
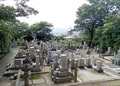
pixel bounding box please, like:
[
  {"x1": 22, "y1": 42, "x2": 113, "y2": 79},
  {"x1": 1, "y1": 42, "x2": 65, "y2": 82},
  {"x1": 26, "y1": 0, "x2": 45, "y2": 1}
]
[
  {"x1": 74, "y1": 0, "x2": 120, "y2": 48},
  {"x1": 31, "y1": 21, "x2": 53, "y2": 41}
]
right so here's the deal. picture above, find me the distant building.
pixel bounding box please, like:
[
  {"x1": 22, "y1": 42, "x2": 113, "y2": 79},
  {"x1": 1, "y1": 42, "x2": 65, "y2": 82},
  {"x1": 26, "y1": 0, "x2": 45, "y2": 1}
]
[
  {"x1": 68, "y1": 30, "x2": 73, "y2": 36},
  {"x1": 65, "y1": 29, "x2": 79, "y2": 39}
]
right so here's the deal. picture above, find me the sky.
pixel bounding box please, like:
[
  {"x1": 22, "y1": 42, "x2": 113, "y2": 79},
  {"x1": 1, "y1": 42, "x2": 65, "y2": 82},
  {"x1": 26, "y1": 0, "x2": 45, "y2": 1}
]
[{"x1": 1, "y1": 0, "x2": 88, "y2": 34}]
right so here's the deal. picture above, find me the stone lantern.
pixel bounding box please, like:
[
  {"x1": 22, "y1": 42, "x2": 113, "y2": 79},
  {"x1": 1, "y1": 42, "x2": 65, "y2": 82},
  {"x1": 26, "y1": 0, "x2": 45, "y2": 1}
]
[{"x1": 22, "y1": 58, "x2": 33, "y2": 86}]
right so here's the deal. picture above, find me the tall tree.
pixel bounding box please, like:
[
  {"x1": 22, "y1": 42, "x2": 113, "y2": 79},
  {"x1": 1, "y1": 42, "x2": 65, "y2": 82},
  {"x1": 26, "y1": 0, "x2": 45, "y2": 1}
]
[
  {"x1": 74, "y1": 0, "x2": 120, "y2": 47},
  {"x1": 94, "y1": 13, "x2": 120, "y2": 52}
]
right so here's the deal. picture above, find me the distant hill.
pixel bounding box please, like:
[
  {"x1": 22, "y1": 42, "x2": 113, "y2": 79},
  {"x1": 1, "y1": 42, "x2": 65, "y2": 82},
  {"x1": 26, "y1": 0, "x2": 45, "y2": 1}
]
[{"x1": 52, "y1": 28, "x2": 69, "y2": 34}]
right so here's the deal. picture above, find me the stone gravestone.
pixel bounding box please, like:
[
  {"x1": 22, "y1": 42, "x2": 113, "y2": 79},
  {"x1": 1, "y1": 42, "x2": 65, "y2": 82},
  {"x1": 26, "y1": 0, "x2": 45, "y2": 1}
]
[
  {"x1": 30, "y1": 47, "x2": 35, "y2": 55},
  {"x1": 86, "y1": 57, "x2": 92, "y2": 68},
  {"x1": 96, "y1": 46, "x2": 100, "y2": 53},
  {"x1": 51, "y1": 54, "x2": 71, "y2": 83},
  {"x1": 14, "y1": 60, "x2": 22, "y2": 67},
  {"x1": 51, "y1": 53, "x2": 60, "y2": 70},
  {"x1": 52, "y1": 59, "x2": 59, "y2": 71},
  {"x1": 36, "y1": 49, "x2": 40, "y2": 56},
  {"x1": 53, "y1": 54, "x2": 59, "y2": 62},
  {"x1": 95, "y1": 61, "x2": 103, "y2": 73},
  {"x1": 70, "y1": 58, "x2": 75, "y2": 69},
  {"x1": 66, "y1": 50, "x2": 69, "y2": 57},
  {"x1": 17, "y1": 50, "x2": 23, "y2": 57},
  {"x1": 114, "y1": 52, "x2": 116, "y2": 58},
  {"x1": 79, "y1": 43, "x2": 83, "y2": 49},
  {"x1": 83, "y1": 41, "x2": 87, "y2": 49},
  {"x1": 75, "y1": 49, "x2": 80, "y2": 55},
  {"x1": 11, "y1": 39, "x2": 17, "y2": 48},
  {"x1": 92, "y1": 57, "x2": 96, "y2": 66},
  {"x1": 116, "y1": 58, "x2": 120, "y2": 66},
  {"x1": 106, "y1": 47, "x2": 111, "y2": 55},
  {"x1": 117, "y1": 50, "x2": 120, "y2": 58},
  {"x1": 78, "y1": 58, "x2": 84, "y2": 68},
  {"x1": 46, "y1": 51, "x2": 53, "y2": 65},
  {"x1": 32, "y1": 57, "x2": 41, "y2": 72},
  {"x1": 59, "y1": 54, "x2": 67, "y2": 67}
]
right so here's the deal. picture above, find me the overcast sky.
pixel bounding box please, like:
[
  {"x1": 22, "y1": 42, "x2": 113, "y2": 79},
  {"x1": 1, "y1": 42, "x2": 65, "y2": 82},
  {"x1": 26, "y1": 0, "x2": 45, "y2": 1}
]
[{"x1": 2, "y1": 0, "x2": 88, "y2": 33}]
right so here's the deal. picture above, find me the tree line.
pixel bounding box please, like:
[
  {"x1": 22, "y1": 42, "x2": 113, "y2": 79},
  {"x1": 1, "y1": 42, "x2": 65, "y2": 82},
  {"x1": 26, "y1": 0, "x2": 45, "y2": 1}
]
[
  {"x1": 74, "y1": 0, "x2": 120, "y2": 53},
  {"x1": 0, "y1": 0, "x2": 53, "y2": 58}
]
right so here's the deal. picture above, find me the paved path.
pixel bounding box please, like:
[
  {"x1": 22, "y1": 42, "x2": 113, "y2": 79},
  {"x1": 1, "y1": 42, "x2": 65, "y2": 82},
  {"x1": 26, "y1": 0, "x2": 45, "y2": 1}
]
[
  {"x1": 0, "y1": 47, "x2": 19, "y2": 76},
  {"x1": 0, "y1": 47, "x2": 19, "y2": 85}
]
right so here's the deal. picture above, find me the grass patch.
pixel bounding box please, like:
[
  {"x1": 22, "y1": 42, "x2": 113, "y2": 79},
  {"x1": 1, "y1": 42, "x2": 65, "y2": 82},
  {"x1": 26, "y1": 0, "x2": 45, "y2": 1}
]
[
  {"x1": 69, "y1": 72, "x2": 74, "y2": 80},
  {"x1": 30, "y1": 74, "x2": 40, "y2": 80}
]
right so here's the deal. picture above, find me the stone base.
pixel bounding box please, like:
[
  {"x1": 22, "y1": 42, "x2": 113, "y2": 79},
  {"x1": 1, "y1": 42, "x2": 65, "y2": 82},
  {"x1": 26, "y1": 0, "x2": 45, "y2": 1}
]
[
  {"x1": 94, "y1": 68, "x2": 103, "y2": 73},
  {"x1": 86, "y1": 65, "x2": 92, "y2": 68},
  {"x1": 78, "y1": 66, "x2": 84, "y2": 69},
  {"x1": 54, "y1": 76, "x2": 71, "y2": 83}
]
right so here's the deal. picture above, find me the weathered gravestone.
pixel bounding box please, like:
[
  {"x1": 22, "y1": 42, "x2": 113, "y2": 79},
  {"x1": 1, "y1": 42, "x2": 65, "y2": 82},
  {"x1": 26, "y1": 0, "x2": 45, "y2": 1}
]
[
  {"x1": 92, "y1": 57, "x2": 96, "y2": 66},
  {"x1": 106, "y1": 47, "x2": 111, "y2": 55},
  {"x1": 70, "y1": 58, "x2": 75, "y2": 69},
  {"x1": 32, "y1": 57, "x2": 41, "y2": 72},
  {"x1": 11, "y1": 39, "x2": 17, "y2": 48},
  {"x1": 86, "y1": 57, "x2": 92, "y2": 68},
  {"x1": 30, "y1": 47, "x2": 36, "y2": 55},
  {"x1": 83, "y1": 41, "x2": 87, "y2": 49},
  {"x1": 94, "y1": 61, "x2": 103, "y2": 73},
  {"x1": 51, "y1": 54, "x2": 71, "y2": 83},
  {"x1": 78, "y1": 58, "x2": 84, "y2": 69},
  {"x1": 75, "y1": 49, "x2": 80, "y2": 55},
  {"x1": 14, "y1": 60, "x2": 22, "y2": 67}
]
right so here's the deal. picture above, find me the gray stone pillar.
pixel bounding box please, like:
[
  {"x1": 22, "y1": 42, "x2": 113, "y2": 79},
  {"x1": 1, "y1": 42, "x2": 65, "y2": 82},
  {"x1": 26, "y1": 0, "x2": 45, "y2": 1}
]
[
  {"x1": 24, "y1": 71, "x2": 29, "y2": 86},
  {"x1": 67, "y1": 58, "x2": 69, "y2": 68},
  {"x1": 74, "y1": 62, "x2": 77, "y2": 83}
]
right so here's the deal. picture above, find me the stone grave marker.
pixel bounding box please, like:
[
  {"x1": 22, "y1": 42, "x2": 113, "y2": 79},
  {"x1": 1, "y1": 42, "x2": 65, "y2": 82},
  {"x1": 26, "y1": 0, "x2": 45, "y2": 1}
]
[
  {"x1": 92, "y1": 57, "x2": 96, "y2": 66},
  {"x1": 30, "y1": 47, "x2": 35, "y2": 55},
  {"x1": 106, "y1": 47, "x2": 111, "y2": 55},
  {"x1": 70, "y1": 58, "x2": 75, "y2": 69},
  {"x1": 78, "y1": 58, "x2": 84, "y2": 68},
  {"x1": 14, "y1": 60, "x2": 22, "y2": 66},
  {"x1": 59, "y1": 54, "x2": 67, "y2": 67},
  {"x1": 75, "y1": 49, "x2": 80, "y2": 55},
  {"x1": 32, "y1": 56, "x2": 41, "y2": 72},
  {"x1": 11, "y1": 39, "x2": 17, "y2": 48},
  {"x1": 86, "y1": 57, "x2": 92, "y2": 68},
  {"x1": 95, "y1": 61, "x2": 103, "y2": 73},
  {"x1": 117, "y1": 50, "x2": 120, "y2": 58},
  {"x1": 83, "y1": 41, "x2": 87, "y2": 49}
]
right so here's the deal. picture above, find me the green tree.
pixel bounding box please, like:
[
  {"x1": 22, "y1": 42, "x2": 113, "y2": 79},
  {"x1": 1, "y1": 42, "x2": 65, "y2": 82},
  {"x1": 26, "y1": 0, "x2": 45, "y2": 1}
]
[
  {"x1": 1, "y1": 0, "x2": 38, "y2": 17},
  {"x1": 94, "y1": 13, "x2": 120, "y2": 52},
  {"x1": 74, "y1": 0, "x2": 120, "y2": 47},
  {"x1": 31, "y1": 21, "x2": 53, "y2": 41}
]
